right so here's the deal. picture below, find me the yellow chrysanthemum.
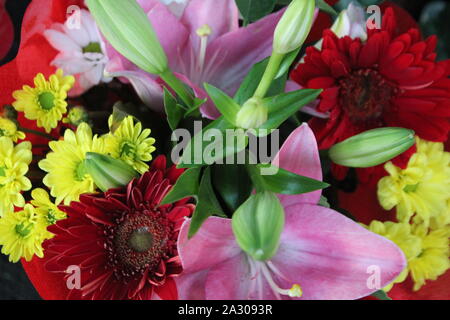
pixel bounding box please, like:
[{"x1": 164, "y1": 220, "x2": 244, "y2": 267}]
[
  {"x1": 31, "y1": 188, "x2": 66, "y2": 226},
  {"x1": 104, "y1": 115, "x2": 156, "y2": 174},
  {"x1": 0, "y1": 117, "x2": 25, "y2": 142},
  {"x1": 62, "y1": 106, "x2": 88, "y2": 126},
  {"x1": 39, "y1": 122, "x2": 106, "y2": 205},
  {"x1": 12, "y1": 69, "x2": 75, "y2": 133},
  {"x1": 366, "y1": 220, "x2": 449, "y2": 291},
  {"x1": 0, "y1": 204, "x2": 53, "y2": 262},
  {"x1": 378, "y1": 137, "x2": 450, "y2": 225},
  {"x1": 409, "y1": 224, "x2": 450, "y2": 291},
  {"x1": 0, "y1": 137, "x2": 32, "y2": 216}
]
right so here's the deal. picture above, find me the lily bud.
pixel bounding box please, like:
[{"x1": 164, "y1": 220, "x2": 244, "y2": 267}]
[
  {"x1": 86, "y1": 0, "x2": 168, "y2": 74},
  {"x1": 232, "y1": 192, "x2": 285, "y2": 261},
  {"x1": 329, "y1": 128, "x2": 415, "y2": 168},
  {"x1": 85, "y1": 152, "x2": 139, "y2": 192},
  {"x1": 235, "y1": 97, "x2": 268, "y2": 129},
  {"x1": 273, "y1": 0, "x2": 316, "y2": 54}
]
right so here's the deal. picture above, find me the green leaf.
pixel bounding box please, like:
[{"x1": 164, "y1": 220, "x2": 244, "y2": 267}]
[
  {"x1": 254, "y1": 88, "x2": 322, "y2": 136},
  {"x1": 316, "y1": 0, "x2": 338, "y2": 16},
  {"x1": 212, "y1": 164, "x2": 253, "y2": 213},
  {"x1": 236, "y1": 0, "x2": 277, "y2": 23},
  {"x1": 160, "y1": 167, "x2": 202, "y2": 205},
  {"x1": 275, "y1": 47, "x2": 301, "y2": 79},
  {"x1": 188, "y1": 167, "x2": 226, "y2": 238},
  {"x1": 247, "y1": 164, "x2": 329, "y2": 195},
  {"x1": 371, "y1": 290, "x2": 392, "y2": 300},
  {"x1": 234, "y1": 58, "x2": 287, "y2": 105},
  {"x1": 318, "y1": 195, "x2": 330, "y2": 208},
  {"x1": 163, "y1": 89, "x2": 185, "y2": 130},
  {"x1": 178, "y1": 117, "x2": 249, "y2": 168},
  {"x1": 184, "y1": 97, "x2": 207, "y2": 118},
  {"x1": 204, "y1": 83, "x2": 240, "y2": 126}
]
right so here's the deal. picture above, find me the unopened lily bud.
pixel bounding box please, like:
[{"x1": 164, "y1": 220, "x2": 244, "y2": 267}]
[
  {"x1": 85, "y1": 152, "x2": 139, "y2": 192},
  {"x1": 329, "y1": 128, "x2": 415, "y2": 168},
  {"x1": 273, "y1": 0, "x2": 316, "y2": 54},
  {"x1": 86, "y1": 0, "x2": 168, "y2": 74},
  {"x1": 235, "y1": 97, "x2": 268, "y2": 129},
  {"x1": 232, "y1": 192, "x2": 285, "y2": 261}
]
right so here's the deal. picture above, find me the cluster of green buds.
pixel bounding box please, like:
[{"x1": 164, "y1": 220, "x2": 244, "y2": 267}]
[{"x1": 235, "y1": 0, "x2": 316, "y2": 130}]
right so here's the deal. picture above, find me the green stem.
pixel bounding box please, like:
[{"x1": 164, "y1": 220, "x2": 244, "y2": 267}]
[
  {"x1": 253, "y1": 52, "x2": 285, "y2": 99},
  {"x1": 20, "y1": 127, "x2": 55, "y2": 140},
  {"x1": 160, "y1": 69, "x2": 194, "y2": 107}
]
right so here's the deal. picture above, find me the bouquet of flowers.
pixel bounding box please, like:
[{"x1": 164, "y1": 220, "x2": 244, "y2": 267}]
[{"x1": 0, "y1": 0, "x2": 448, "y2": 300}]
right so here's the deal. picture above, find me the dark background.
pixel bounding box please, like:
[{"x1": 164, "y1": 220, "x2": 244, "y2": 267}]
[{"x1": 0, "y1": 0, "x2": 449, "y2": 300}]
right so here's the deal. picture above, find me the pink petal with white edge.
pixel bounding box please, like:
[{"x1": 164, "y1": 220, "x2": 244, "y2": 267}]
[
  {"x1": 177, "y1": 217, "x2": 241, "y2": 274},
  {"x1": 205, "y1": 9, "x2": 284, "y2": 94},
  {"x1": 109, "y1": 70, "x2": 164, "y2": 111},
  {"x1": 272, "y1": 123, "x2": 323, "y2": 206},
  {"x1": 180, "y1": 0, "x2": 239, "y2": 55},
  {"x1": 271, "y1": 203, "x2": 407, "y2": 300}
]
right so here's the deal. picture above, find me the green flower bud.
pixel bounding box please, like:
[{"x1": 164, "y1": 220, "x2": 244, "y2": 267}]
[
  {"x1": 86, "y1": 0, "x2": 168, "y2": 74},
  {"x1": 62, "y1": 106, "x2": 89, "y2": 126},
  {"x1": 329, "y1": 128, "x2": 415, "y2": 168},
  {"x1": 232, "y1": 191, "x2": 285, "y2": 261},
  {"x1": 235, "y1": 97, "x2": 268, "y2": 129},
  {"x1": 85, "y1": 152, "x2": 139, "y2": 192},
  {"x1": 273, "y1": 0, "x2": 316, "y2": 54}
]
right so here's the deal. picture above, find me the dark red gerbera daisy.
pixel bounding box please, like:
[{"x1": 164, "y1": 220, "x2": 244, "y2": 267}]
[
  {"x1": 291, "y1": 7, "x2": 450, "y2": 182},
  {"x1": 43, "y1": 156, "x2": 194, "y2": 300}
]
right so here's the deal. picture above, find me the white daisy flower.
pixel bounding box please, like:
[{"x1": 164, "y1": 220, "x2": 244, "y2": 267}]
[{"x1": 44, "y1": 9, "x2": 111, "y2": 95}]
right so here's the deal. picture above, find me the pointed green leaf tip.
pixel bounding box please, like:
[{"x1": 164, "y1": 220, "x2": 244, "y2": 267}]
[
  {"x1": 86, "y1": 0, "x2": 168, "y2": 74},
  {"x1": 85, "y1": 152, "x2": 139, "y2": 192},
  {"x1": 232, "y1": 191, "x2": 285, "y2": 261}
]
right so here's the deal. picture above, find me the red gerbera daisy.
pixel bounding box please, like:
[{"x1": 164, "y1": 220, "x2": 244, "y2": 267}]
[
  {"x1": 291, "y1": 7, "x2": 450, "y2": 182},
  {"x1": 43, "y1": 156, "x2": 194, "y2": 300}
]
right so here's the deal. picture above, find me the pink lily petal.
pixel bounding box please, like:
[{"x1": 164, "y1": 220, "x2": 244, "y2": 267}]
[
  {"x1": 205, "y1": 10, "x2": 284, "y2": 94},
  {"x1": 144, "y1": 1, "x2": 190, "y2": 70},
  {"x1": 205, "y1": 253, "x2": 281, "y2": 300},
  {"x1": 176, "y1": 269, "x2": 208, "y2": 300},
  {"x1": 181, "y1": 0, "x2": 239, "y2": 56},
  {"x1": 272, "y1": 123, "x2": 323, "y2": 206},
  {"x1": 271, "y1": 203, "x2": 407, "y2": 300},
  {"x1": 109, "y1": 70, "x2": 164, "y2": 111},
  {"x1": 177, "y1": 217, "x2": 241, "y2": 274}
]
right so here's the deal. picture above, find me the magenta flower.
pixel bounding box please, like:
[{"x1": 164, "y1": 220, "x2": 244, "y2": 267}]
[
  {"x1": 105, "y1": 0, "x2": 283, "y2": 118},
  {"x1": 176, "y1": 124, "x2": 406, "y2": 300}
]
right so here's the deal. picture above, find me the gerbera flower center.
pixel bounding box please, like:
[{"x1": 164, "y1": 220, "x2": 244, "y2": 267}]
[
  {"x1": 109, "y1": 210, "x2": 174, "y2": 278},
  {"x1": 38, "y1": 92, "x2": 56, "y2": 110},
  {"x1": 82, "y1": 42, "x2": 102, "y2": 54},
  {"x1": 339, "y1": 69, "x2": 398, "y2": 126}
]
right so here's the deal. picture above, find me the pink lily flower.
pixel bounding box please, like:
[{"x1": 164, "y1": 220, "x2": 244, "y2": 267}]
[
  {"x1": 176, "y1": 124, "x2": 407, "y2": 300},
  {"x1": 105, "y1": 0, "x2": 284, "y2": 118}
]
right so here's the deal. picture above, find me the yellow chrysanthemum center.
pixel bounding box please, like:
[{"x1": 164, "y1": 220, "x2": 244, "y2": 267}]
[
  {"x1": 0, "y1": 137, "x2": 32, "y2": 216},
  {"x1": 39, "y1": 122, "x2": 106, "y2": 205},
  {"x1": 12, "y1": 69, "x2": 75, "y2": 133},
  {"x1": 377, "y1": 137, "x2": 450, "y2": 225},
  {"x1": 104, "y1": 115, "x2": 156, "y2": 174},
  {"x1": 0, "y1": 117, "x2": 25, "y2": 142},
  {"x1": 366, "y1": 220, "x2": 449, "y2": 291},
  {"x1": 0, "y1": 204, "x2": 53, "y2": 263}
]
